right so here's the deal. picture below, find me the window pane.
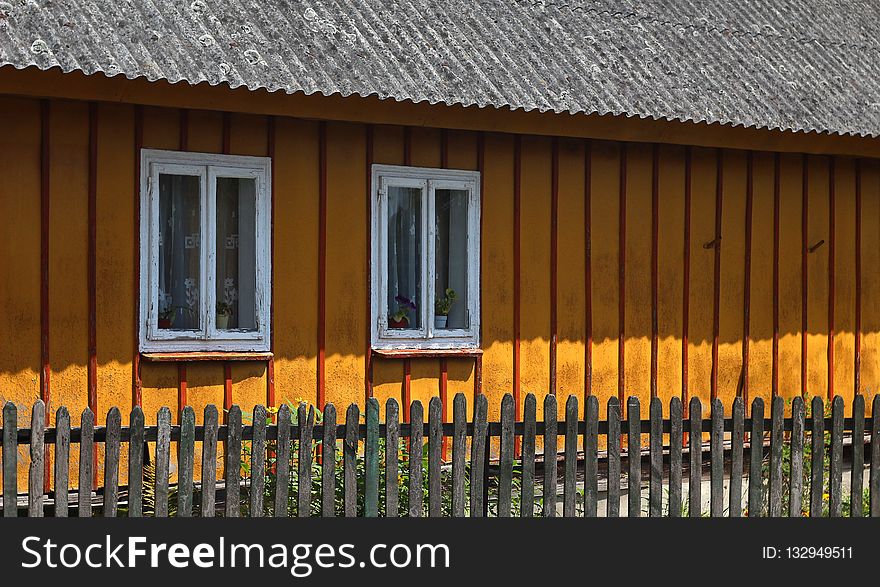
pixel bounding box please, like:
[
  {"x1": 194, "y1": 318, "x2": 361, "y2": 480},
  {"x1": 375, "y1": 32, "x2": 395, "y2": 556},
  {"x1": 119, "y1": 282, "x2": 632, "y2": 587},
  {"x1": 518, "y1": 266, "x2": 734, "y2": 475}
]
[
  {"x1": 387, "y1": 186, "x2": 422, "y2": 329},
  {"x1": 216, "y1": 177, "x2": 257, "y2": 331},
  {"x1": 158, "y1": 174, "x2": 201, "y2": 331},
  {"x1": 434, "y1": 189, "x2": 469, "y2": 330}
]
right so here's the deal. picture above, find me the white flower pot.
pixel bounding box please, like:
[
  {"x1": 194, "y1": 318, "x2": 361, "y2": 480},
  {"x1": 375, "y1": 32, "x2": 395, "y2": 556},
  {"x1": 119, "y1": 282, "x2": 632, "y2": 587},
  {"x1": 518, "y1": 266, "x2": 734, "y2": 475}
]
[
  {"x1": 434, "y1": 315, "x2": 448, "y2": 329},
  {"x1": 216, "y1": 314, "x2": 230, "y2": 330}
]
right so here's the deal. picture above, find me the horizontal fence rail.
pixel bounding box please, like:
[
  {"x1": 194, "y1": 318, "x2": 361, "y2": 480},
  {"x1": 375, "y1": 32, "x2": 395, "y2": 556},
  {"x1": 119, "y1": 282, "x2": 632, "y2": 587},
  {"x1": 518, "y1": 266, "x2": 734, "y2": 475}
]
[{"x1": 1, "y1": 394, "x2": 878, "y2": 517}]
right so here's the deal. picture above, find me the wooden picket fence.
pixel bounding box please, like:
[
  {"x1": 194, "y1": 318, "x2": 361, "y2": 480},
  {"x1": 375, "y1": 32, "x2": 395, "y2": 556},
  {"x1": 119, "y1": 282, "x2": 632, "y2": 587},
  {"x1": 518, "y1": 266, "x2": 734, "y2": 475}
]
[{"x1": 1, "y1": 393, "x2": 879, "y2": 517}]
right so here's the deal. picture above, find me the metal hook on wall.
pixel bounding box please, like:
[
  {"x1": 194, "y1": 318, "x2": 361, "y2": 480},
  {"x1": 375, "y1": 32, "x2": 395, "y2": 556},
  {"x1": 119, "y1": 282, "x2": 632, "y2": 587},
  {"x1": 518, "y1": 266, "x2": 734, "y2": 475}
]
[
  {"x1": 703, "y1": 235, "x2": 721, "y2": 249},
  {"x1": 808, "y1": 239, "x2": 825, "y2": 253}
]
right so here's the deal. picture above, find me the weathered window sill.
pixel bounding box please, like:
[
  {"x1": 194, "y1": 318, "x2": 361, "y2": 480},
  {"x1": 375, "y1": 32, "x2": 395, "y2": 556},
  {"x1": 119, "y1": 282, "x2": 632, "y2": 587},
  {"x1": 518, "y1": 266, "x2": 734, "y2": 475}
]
[
  {"x1": 141, "y1": 351, "x2": 273, "y2": 362},
  {"x1": 371, "y1": 348, "x2": 483, "y2": 359}
]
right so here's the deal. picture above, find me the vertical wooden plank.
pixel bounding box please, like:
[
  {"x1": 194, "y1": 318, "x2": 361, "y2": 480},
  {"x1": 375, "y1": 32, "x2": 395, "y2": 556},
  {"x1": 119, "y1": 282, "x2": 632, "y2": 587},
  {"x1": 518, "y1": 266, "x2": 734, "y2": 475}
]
[
  {"x1": 321, "y1": 403, "x2": 337, "y2": 517},
  {"x1": 584, "y1": 395, "x2": 599, "y2": 517},
  {"x1": 851, "y1": 394, "x2": 865, "y2": 517},
  {"x1": 201, "y1": 404, "x2": 219, "y2": 518},
  {"x1": 470, "y1": 394, "x2": 488, "y2": 517},
  {"x1": 871, "y1": 394, "x2": 880, "y2": 517},
  {"x1": 408, "y1": 401, "x2": 424, "y2": 517},
  {"x1": 498, "y1": 393, "x2": 515, "y2": 518},
  {"x1": 154, "y1": 407, "x2": 170, "y2": 518},
  {"x1": 829, "y1": 395, "x2": 844, "y2": 517},
  {"x1": 451, "y1": 394, "x2": 466, "y2": 517},
  {"x1": 668, "y1": 397, "x2": 683, "y2": 517},
  {"x1": 54, "y1": 406, "x2": 70, "y2": 518},
  {"x1": 789, "y1": 396, "x2": 805, "y2": 517},
  {"x1": 366, "y1": 398, "x2": 381, "y2": 517},
  {"x1": 344, "y1": 403, "x2": 359, "y2": 517},
  {"x1": 769, "y1": 396, "x2": 784, "y2": 517},
  {"x1": 543, "y1": 394, "x2": 558, "y2": 517},
  {"x1": 383, "y1": 400, "x2": 398, "y2": 518},
  {"x1": 127, "y1": 406, "x2": 144, "y2": 518},
  {"x1": 177, "y1": 406, "x2": 194, "y2": 517},
  {"x1": 2, "y1": 403, "x2": 17, "y2": 517},
  {"x1": 103, "y1": 407, "x2": 121, "y2": 517},
  {"x1": 250, "y1": 405, "x2": 267, "y2": 517},
  {"x1": 271, "y1": 403, "x2": 290, "y2": 517},
  {"x1": 810, "y1": 396, "x2": 824, "y2": 517},
  {"x1": 688, "y1": 397, "x2": 701, "y2": 517},
  {"x1": 607, "y1": 397, "x2": 621, "y2": 517},
  {"x1": 427, "y1": 397, "x2": 442, "y2": 517},
  {"x1": 563, "y1": 395, "x2": 578, "y2": 517},
  {"x1": 628, "y1": 397, "x2": 641, "y2": 517},
  {"x1": 730, "y1": 397, "x2": 745, "y2": 517},
  {"x1": 79, "y1": 408, "x2": 94, "y2": 518},
  {"x1": 748, "y1": 398, "x2": 764, "y2": 517},
  {"x1": 28, "y1": 401, "x2": 45, "y2": 517},
  {"x1": 522, "y1": 394, "x2": 537, "y2": 517},
  {"x1": 224, "y1": 405, "x2": 242, "y2": 518},
  {"x1": 649, "y1": 397, "x2": 662, "y2": 517},
  {"x1": 297, "y1": 403, "x2": 315, "y2": 517},
  {"x1": 710, "y1": 399, "x2": 723, "y2": 517}
]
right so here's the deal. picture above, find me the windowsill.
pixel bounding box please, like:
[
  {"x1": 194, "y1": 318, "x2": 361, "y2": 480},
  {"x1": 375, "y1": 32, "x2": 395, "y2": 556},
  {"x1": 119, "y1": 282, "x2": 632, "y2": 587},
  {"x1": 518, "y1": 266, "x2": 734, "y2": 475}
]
[
  {"x1": 371, "y1": 348, "x2": 483, "y2": 359},
  {"x1": 141, "y1": 351, "x2": 273, "y2": 362}
]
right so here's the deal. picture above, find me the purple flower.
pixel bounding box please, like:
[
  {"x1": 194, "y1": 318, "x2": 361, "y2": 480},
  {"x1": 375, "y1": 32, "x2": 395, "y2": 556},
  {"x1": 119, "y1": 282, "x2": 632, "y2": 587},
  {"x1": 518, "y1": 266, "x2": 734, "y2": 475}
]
[{"x1": 394, "y1": 295, "x2": 417, "y2": 311}]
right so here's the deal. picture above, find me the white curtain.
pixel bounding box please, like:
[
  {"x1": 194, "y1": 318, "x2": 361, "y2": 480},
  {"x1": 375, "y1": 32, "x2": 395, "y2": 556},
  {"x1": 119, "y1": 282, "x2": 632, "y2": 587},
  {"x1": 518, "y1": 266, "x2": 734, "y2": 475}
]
[
  {"x1": 435, "y1": 189, "x2": 469, "y2": 329},
  {"x1": 386, "y1": 186, "x2": 422, "y2": 328},
  {"x1": 216, "y1": 177, "x2": 257, "y2": 330},
  {"x1": 158, "y1": 173, "x2": 200, "y2": 330}
]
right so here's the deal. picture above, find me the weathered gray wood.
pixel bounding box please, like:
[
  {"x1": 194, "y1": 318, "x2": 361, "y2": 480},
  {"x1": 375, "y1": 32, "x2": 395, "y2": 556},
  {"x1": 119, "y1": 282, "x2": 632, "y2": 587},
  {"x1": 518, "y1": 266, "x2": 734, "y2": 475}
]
[
  {"x1": 79, "y1": 408, "x2": 95, "y2": 518},
  {"x1": 470, "y1": 394, "x2": 488, "y2": 517},
  {"x1": 177, "y1": 406, "x2": 194, "y2": 517},
  {"x1": 54, "y1": 406, "x2": 70, "y2": 518},
  {"x1": 688, "y1": 397, "x2": 702, "y2": 518},
  {"x1": 584, "y1": 395, "x2": 599, "y2": 518},
  {"x1": 810, "y1": 396, "x2": 824, "y2": 517},
  {"x1": 668, "y1": 397, "x2": 682, "y2": 517},
  {"x1": 449, "y1": 395, "x2": 465, "y2": 517},
  {"x1": 789, "y1": 396, "x2": 805, "y2": 517},
  {"x1": 768, "y1": 396, "x2": 784, "y2": 518},
  {"x1": 272, "y1": 404, "x2": 290, "y2": 517},
  {"x1": 28, "y1": 400, "x2": 45, "y2": 517},
  {"x1": 748, "y1": 398, "x2": 764, "y2": 517},
  {"x1": 851, "y1": 394, "x2": 865, "y2": 517},
  {"x1": 384, "y1": 399, "x2": 399, "y2": 518},
  {"x1": 427, "y1": 397, "x2": 442, "y2": 517},
  {"x1": 344, "y1": 403, "x2": 359, "y2": 517},
  {"x1": 297, "y1": 403, "x2": 314, "y2": 518},
  {"x1": 249, "y1": 404, "x2": 267, "y2": 517},
  {"x1": 543, "y1": 394, "x2": 558, "y2": 517},
  {"x1": 365, "y1": 398, "x2": 381, "y2": 517},
  {"x1": 408, "y1": 401, "x2": 424, "y2": 517},
  {"x1": 710, "y1": 399, "x2": 723, "y2": 517},
  {"x1": 3, "y1": 402, "x2": 17, "y2": 517},
  {"x1": 103, "y1": 407, "x2": 122, "y2": 517},
  {"x1": 154, "y1": 407, "x2": 170, "y2": 518},
  {"x1": 829, "y1": 395, "x2": 844, "y2": 517},
  {"x1": 127, "y1": 406, "x2": 144, "y2": 518},
  {"x1": 224, "y1": 405, "x2": 242, "y2": 518},
  {"x1": 729, "y1": 397, "x2": 745, "y2": 517},
  {"x1": 649, "y1": 397, "x2": 662, "y2": 517},
  {"x1": 498, "y1": 393, "x2": 515, "y2": 518},
  {"x1": 871, "y1": 394, "x2": 880, "y2": 517},
  {"x1": 201, "y1": 405, "x2": 219, "y2": 517},
  {"x1": 627, "y1": 396, "x2": 641, "y2": 517},
  {"x1": 563, "y1": 395, "x2": 578, "y2": 517},
  {"x1": 607, "y1": 397, "x2": 621, "y2": 518},
  {"x1": 522, "y1": 394, "x2": 537, "y2": 517},
  {"x1": 322, "y1": 403, "x2": 337, "y2": 517}
]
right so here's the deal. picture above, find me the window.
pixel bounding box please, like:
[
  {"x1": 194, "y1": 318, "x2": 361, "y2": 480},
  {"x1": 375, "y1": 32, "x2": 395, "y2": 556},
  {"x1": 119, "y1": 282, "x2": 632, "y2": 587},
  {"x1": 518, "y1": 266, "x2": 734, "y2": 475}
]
[
  {"x1": 371, "y1": 165, "x2": 480, "y2": 350},
  {"x1": 139, "y1": 150, "x2": 271, "y2": 352}
]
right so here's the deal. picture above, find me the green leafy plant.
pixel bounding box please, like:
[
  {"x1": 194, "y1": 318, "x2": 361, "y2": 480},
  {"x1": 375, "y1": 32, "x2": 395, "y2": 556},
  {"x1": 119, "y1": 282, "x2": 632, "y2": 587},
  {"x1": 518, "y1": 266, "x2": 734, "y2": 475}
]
[
  {"x1": 434, "y1": 288, "x2": 457, "y2": 316},
  {"x1": 216, "y1": 301, "x2": 233, "y2": 318}
]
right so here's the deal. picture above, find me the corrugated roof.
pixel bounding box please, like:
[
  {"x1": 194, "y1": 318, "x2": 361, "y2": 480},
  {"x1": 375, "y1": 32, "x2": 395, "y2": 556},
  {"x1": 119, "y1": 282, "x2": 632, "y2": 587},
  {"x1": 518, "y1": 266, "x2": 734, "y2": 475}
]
[{"x1": 1, "y1": 0, "x2": 880, "y2": 137}]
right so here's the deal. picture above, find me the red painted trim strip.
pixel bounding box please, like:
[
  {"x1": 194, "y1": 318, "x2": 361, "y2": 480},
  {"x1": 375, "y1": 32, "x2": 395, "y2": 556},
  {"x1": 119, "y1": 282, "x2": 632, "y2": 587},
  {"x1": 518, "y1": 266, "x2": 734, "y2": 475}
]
[
  {"x1": 365, "y1": 124, "x2": 374, "y2": 404},
  {"x1": 650, "y1": 144, "x2": 659, "y2": 399},
  {"x1": 682, "y1": 146, "x2": 692, "y2": 445},
  {"x1": 439, "y1": 127, "x2": 449, "y2": 457},
  {"x1": 403, "y1": 126, "x2": 412, "y2": 167},
  {"x1": 40, "y1": 100, "x2": 50, "y2": 409},
  {"x1": 317, "y1": 121, "x2": 327, "y2": 408},
  {"x1": 772, "y1": 153, "x2": 781, "y2": 397},
  {"x1": 617, "y1": 143, "x2": 626, "y2": 410},
  {"x1": 402, "y1": 126, "x2": 412, "y2": 407},
  {"x1": 710, "y1": 148, "x2": 723, "y2": 402},
  {"x1": 513, "y1": 135, "x2": 522, "y2": 417},
  {"x1": 549, "y1": 137, "x2": 559, "y2": 396},
  {"x1": 222, "y1": 111, "x2": 232, "y2": 411},
  {"x1": 402, "y1": 360, "x2": 411, "y2": 424},
  {"x1": 476, "y1": 132, "x2": 485, "y2": 402},
  {"x1": 827, "y1": 157, "x2": 835, "y2": 401},
  {"x1": 224, "y1": 363, "x2": 233, "y2": 421},
  {"x1": 267, "y1": 116, "x2": 276, "y2": 410},
  {"x1": 178, "y1": 363, "x2": 187, "y2": 421},
  {"x1": 742, "y1": 151, "x2": 754, "y2": 404},
  {"x1": 88, "y1": 103, "x2": 98, "y2": 416},
  {"x1": 179, "y1": 109, "x2": 189, "y2": 151},
  {"x1": 855, "y1": 158, "x2": 862, "y2": 396},
  {"x1": 440, "y1": 128, "x2": 448, "y2": 170},
  {"x1": 584, "y1": 140, "x2": 593, "y2": 399},
  {"x1": 222, "y1": 112, "x2": 231, "y2": 155},
  {"x1": 133, "y1": 105, "x2": 143, "y2": 408},
  {"x1": 801, "y1": 154, "x2": 809, "y2": 398}
]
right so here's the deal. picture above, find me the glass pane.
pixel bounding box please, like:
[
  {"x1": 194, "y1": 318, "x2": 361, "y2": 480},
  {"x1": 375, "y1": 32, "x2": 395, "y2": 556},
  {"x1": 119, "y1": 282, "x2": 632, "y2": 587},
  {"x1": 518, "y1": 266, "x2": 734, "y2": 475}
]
[
  {"x1": 158, "y1": 174, "x2": 201, "y2": 331},
  {"x1": 386, "y1": 186, "x2": 422, "y2": 329},
  {"x1": 216, "y1": 177, "x2": 258, "y2": 331},
  {"x1": 434, "y1": 189, "x2": 469, "y2": 330}
]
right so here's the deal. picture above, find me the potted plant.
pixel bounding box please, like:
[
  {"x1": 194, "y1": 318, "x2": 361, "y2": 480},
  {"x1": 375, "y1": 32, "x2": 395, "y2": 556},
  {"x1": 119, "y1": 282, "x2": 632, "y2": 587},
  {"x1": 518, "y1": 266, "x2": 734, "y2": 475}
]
[
  {"x1": 389, "y1": 295, "x2": 416, "y2": 328},
  {"x1": 434, "y1": 288, "x2": 457, "y2": 329},
  {"x1": 216, "y1": 301, "x2": 233, "y2": 330},
  {"x1": 158, "y1": 306, "x2": 176, "y2": 330}
]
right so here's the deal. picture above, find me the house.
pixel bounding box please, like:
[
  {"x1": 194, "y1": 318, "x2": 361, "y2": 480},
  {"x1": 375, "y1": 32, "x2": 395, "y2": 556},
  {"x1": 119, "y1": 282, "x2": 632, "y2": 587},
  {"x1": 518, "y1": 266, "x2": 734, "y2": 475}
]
[{"x1": 1, "y1": 0, "x2": 879, "y2": 484}]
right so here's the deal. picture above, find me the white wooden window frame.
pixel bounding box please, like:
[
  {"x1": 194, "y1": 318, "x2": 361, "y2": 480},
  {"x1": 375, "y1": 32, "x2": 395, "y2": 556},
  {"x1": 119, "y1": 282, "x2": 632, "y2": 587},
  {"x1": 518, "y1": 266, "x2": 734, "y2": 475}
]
[
  {"x1": 139, "y1": 149, "x2": 271, "y2": 353},
  {"x1": 371, "y1": 164, "x2": 481, "y2": 350}
]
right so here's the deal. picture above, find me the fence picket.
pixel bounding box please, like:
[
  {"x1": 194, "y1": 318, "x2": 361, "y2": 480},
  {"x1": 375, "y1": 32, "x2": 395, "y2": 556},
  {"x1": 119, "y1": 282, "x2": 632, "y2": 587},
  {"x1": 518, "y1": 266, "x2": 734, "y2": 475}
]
[
  {"x1": 851, "y1": 394, "x2": 865, "y2": 517},
  {"x1": 829, "y1": 395, "x2": 844, "y2": 517},
  {"x1": 408, "y1": 401, "x2": 424, "y2": 517},
  {"x1": 155, "y1": 407, "x2": 170, "y2": 518},
  {"x1": 427, "y1": 397, "x2": 442, "y2": 518},
  {"x1": 810, "y1": 397, "x2": 824, "y2": 517},
  {"x1": 871, "y1": 395, "x2": 880, "y2": 517},
  {"x1": 710, "y1": 400, "x2": 723, "y2": 517},
  {"x1": 54, "y1": 406, "x2": 70, "y2": 518},
  {"x1": 249, "y1": 405, "x2": 267, "y2": 517},
  {"x1": 3, "y1": 402, "x2": 17, "y2": 517},
  {"x1": 729, "y1": 397, "x2": 744, "y2": 517},
  {"x1": 607, "y1": 397, "x2": 621, "y2": 518},
  {"x1": 668, "y1": 397, "x2": 682, "y2": 517},
  {"x1": 79, "y1": 408, "x2": 94, "y2": 518},
  {"x1": 627, "y1": 397, "x2": 641, "y2": 517},
  {"x1": 28, "y1": 400, "x2": 45, "y2": 517},
  {"x1": 649, "y1": 397, "x2": 662, "y2": 517},
  {"x1": 128, "y1": 406, "x2": 144, "y2": 518},
  {"x1": 688, "y1": 397, "x2": 701, "y2": 518},
  {"x1": 498, "y1": 394, "x2": 514, "y2": 518},
  {"x1": 297, "y1": 403, "x2": 314, "y2": 518},
  {"x1": 225, "y1": 405, "x2": 242, "y2": 518},
  {"x1": 322, "y1": 403, "x2": 337, "y2": 517},
  {"x1": 103, "y1": 407, "x2": 121, "y2": 517},
  {"x1": 543, "y1": 394, "x2": 558, "y2": 517},
  {"x1": 344, "y1": 403, "x2": 359, "y2": 517},
  {"x1": 584, "y1": 395, "x2": 599, "y2": 518},
  {"x1": 522, "y1": 394, "x2": 537, "y2": 518},
  {"x1": 789, "y1": 396, "x2": 805, "y2": 517},
  {"x1": 272, "y1": 404, "x2": 290, "y2": 518},
  {"x1": 769, "y1": 396, "x2": 783, "y2": 518},
  {"x1": 470, "y1": 394, "x2": 488, "y2": 518},
  {"x1": 177, "y1": 406, "x2": 195, "y2": 518},
  {"x1": 382, "y1": 400, "x2": 397, "y2": 518},
  {"x1": 451, "y1": 394, "x2": 466, "y2": 517},
  {"x1": 366, "y1": 398, "x2": 381, "y2": 518},
  {"x1": 564, "y1": 395, "x2": 578, "y2": 517},
  {"x1": 202, "y1": 405, "x2": 219, "y2": 517},
  {"x1": 748, "y1": 398, "x2": 764, "y2": 517}
]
